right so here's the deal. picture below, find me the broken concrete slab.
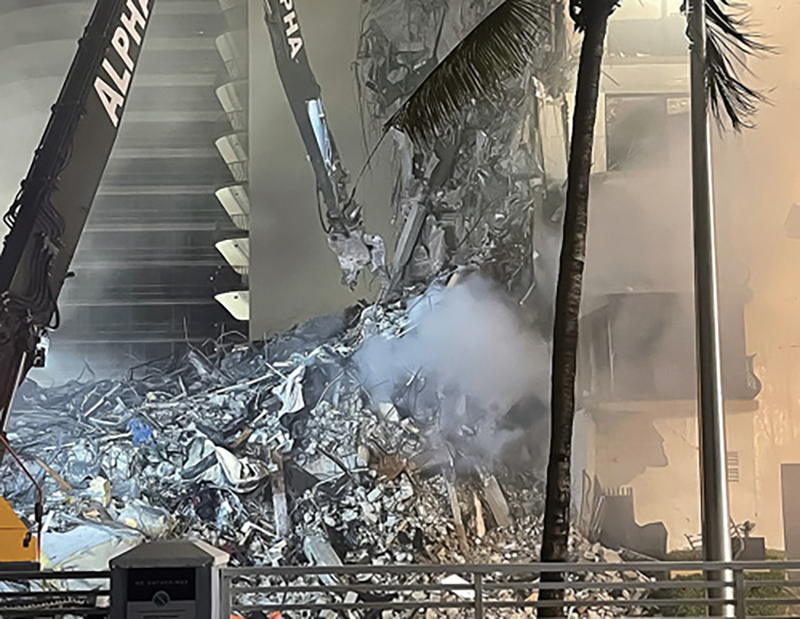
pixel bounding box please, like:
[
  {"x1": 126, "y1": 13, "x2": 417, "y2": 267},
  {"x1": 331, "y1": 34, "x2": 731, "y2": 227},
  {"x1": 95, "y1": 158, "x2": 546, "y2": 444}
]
[{"x1": 483, "y1": 474, "x2": 512, "y2": 528}]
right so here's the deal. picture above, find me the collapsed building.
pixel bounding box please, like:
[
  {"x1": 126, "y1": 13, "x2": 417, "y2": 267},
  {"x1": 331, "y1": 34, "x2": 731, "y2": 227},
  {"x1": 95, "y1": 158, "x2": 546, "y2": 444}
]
[
  {"x1": 0, "y1": 1, "x2": 606, "y2": 609},
  {"x1": 0, "y1": 0, "x2": 772, "y2": 615}
]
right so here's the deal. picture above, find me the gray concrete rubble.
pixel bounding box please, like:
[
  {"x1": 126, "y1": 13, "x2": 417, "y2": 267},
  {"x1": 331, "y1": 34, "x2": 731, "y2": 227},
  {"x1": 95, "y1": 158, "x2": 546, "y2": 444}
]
[{"x1": 1, "y1": 274, "x2": 648, "y2": 615}]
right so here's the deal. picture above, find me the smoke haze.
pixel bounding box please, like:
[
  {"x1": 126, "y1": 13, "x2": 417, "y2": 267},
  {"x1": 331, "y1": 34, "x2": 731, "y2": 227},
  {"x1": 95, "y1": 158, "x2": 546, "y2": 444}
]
[
  {"x1": 709, "y1": 0, "x2": 800, "y2": 548},
  {"x1": 355, "y1": 274, "x2": 550, "y2": 468}
]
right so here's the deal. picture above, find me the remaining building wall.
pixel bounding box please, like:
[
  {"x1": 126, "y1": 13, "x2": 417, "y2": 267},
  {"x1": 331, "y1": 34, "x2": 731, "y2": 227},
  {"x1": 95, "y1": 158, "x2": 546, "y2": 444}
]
[
  {"x1": 592, "y1": 401, "x2": 760, "y2": 551},
  {"x1": 579, "y1": 3, "x2": 770, "y2": 553}
]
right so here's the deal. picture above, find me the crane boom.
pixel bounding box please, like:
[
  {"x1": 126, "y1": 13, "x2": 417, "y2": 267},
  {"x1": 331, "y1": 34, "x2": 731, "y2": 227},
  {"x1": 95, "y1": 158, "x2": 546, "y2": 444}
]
[
  {"x1": 0, "y1": 0, "x2": 384, "y2": 443},
  {"x1": 263, "y1": 0, "x2": 351, "y2": 228},
  {"x1": 0, "y1": 0, "x2": 154, "y2": 433},
  {"x1": 262, "y1": 0, "x2": 386, "y2": 288}
]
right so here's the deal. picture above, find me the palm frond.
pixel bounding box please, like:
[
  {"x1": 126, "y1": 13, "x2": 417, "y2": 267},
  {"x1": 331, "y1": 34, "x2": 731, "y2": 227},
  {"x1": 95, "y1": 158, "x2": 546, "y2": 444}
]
[
  {"x1": 704, "y1": 0, "x2": 773, "y2": 130},
  {"x1": 385, "y1": 0, "x2": 551, "y2": 147}
]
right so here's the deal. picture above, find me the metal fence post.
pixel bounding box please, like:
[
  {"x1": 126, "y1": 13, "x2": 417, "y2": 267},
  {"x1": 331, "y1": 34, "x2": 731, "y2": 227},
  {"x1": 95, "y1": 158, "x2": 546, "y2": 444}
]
[
  {"x1": 219, "y1": 569, "x2": 232, "y2": 619},
  {"x1": 733, "y1": 568, "x2": 747, "y2": 619},
  {"x1": 474, "y1": 572, "x2": 484, "y2": 619},
  {"x1": 687, "y1": 0, "x2": 735, "y2": 611}
]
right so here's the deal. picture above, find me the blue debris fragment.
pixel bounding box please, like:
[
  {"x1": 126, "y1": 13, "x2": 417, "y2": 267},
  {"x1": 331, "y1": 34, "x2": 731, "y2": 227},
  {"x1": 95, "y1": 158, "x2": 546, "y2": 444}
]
[{"x1": 127, "y1": 418, "x2": 153, "y2": 446}]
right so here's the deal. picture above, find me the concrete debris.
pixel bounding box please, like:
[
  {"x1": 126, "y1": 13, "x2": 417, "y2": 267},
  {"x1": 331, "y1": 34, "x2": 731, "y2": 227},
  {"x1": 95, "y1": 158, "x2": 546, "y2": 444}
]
[
  {"x1": 270, "y1": 451, "x2": 290, "y2": 539},
  {"x1": 482, "y1": 473, "x2": 512, "y2": 528},
  {"x1": 440, "y1": 574, "x2": 475, "y2": 602},
  {"x1": 328, "y1": 229, "x2": 388, "y2": 290},
  {"x1": 115, "y1": 499, "x2": 171, "y2": 538},
  {"x1": 446, "y1": 478, "x2": 469, "y2": 556},
  {"x1": 1, "y1": 281, "x2": 647, "y2": 614},
  {"x1": 474, "y1": 491, "x2": 486, "y2": 539},
  {"x1": 303, "y1": 533, "x2": 342, "y2": 582},
  {"x1": 42, "y1": 525, "x2": 142, "y2": 572}
]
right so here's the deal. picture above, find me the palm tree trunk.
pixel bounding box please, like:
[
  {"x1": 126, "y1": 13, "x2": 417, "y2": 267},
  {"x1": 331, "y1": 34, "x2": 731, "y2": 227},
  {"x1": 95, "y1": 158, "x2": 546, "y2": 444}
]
[{"x1": 539, "y1": 2, "x2": 613, "y2": 615}]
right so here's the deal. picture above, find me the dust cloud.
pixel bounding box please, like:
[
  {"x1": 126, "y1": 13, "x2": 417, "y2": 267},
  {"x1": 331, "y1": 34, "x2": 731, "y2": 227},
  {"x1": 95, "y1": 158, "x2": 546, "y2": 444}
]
[
  {"x1": 710, "y1": 0, "x2": 800, "y2": 548},
  {"x1": 355, "y1": 274, "x2": 550, "y2": 469}
]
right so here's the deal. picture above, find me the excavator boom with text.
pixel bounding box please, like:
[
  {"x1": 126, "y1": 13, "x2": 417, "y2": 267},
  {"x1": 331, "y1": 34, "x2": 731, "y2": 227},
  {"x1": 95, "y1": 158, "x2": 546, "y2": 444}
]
[{"x1": 0, "y1": 0, "x2": 384, "y2": 567}]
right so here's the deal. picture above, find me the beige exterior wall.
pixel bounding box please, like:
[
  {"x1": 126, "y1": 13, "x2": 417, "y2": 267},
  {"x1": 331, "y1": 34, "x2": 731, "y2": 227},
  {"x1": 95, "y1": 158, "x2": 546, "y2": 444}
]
[
  {"x1": 584, "y1": 0, "x2": 800, "y2": 553},
  {"x1": 590, "y1": 401, "x2": 759, "y2": 551},
  {"x1": 748, "y1": 351, "x2": 800, "y2": 549},
  {"x1": 714, "y1": 0, "x2": 800, "y2": 551}
]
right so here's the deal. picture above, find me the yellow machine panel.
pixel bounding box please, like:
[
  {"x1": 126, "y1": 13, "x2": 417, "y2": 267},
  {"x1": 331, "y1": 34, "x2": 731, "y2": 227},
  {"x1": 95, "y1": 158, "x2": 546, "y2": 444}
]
[{"x1": 0, "y1": 497, "x2": 36, "y2": 563}]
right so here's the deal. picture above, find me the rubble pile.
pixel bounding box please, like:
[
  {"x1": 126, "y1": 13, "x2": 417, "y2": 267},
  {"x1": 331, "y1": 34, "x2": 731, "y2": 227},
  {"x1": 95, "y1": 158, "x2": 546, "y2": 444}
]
[
  {"x1": 3, "y1": 280, "x2": 542, "y2": 564},
  {"x1": 1, "y1": 277, "x2": 649, "y2": 614}
]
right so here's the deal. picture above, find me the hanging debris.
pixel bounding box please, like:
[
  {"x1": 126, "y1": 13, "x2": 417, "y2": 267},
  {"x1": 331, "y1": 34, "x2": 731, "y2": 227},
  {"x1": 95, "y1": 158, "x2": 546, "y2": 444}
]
[{"x1": 356, "y1": 0, "x2": 570, "y2": 304}]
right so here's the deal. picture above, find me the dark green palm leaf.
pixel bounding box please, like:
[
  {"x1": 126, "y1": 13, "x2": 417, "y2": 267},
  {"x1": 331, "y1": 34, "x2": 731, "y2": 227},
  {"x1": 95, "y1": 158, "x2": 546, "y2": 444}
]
[
  {"x1": 385, "y1": 0, "x2": 551, "y2": 147},
  {"x1": 704, "y1": 0, "x2": 772, "y2": 130},
  {"x1": 389, "y1": 0, "x2": 770, "y2": 145}
]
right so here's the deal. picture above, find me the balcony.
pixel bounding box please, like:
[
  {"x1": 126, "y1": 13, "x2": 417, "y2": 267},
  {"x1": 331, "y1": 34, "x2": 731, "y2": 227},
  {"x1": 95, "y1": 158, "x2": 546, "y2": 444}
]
[
  {"x1": 579, "y1": 291, "x2": 761, "y2": 404},
  {"x1": 216, "y1": 80, "x2": 248, "y2": 132},
  {"x1": 215, "y1": 289, "x2": 249, "y2": 321},
  {"x1": 216, "y1": 30, "x2": 248, "y2": 81},
  {"x1": 215, "y1": 185, "x2": 250, "y2": 230},
  {"x1": 215, "y1": 237, "x2": 249, "y2": 275},
  {"x1": 215, "y1": 133, "x2": 249, "y2": 183}
]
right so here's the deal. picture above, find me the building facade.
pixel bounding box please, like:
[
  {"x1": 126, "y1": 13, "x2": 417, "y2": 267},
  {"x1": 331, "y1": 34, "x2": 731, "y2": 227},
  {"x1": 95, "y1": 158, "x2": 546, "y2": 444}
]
[
  {"x1": 0, "y1": 0, "x2": 248, "y2": 375},
  {"x1": 574, "y1": 0, "x2": 770, "y2": 556}
]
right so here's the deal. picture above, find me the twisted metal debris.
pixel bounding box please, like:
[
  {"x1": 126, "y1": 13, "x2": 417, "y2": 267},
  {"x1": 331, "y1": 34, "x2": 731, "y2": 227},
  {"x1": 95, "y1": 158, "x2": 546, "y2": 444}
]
[{"x1": 3, "y1": 282, "x2": 541, "y2": 564}]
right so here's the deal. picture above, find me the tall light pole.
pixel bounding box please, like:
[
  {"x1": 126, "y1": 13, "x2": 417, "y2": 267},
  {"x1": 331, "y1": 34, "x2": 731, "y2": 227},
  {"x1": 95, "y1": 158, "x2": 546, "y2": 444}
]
[{"x1": 687, "y1": 0, "x2": 734, "y2": 614}]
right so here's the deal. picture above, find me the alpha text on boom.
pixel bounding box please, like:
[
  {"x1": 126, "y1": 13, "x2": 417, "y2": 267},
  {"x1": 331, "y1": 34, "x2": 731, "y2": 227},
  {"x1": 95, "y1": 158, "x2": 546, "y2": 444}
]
[
  {"x1": 94, "y1": 0, "x2": 151, "y2": 128},
  {"x1": 279, "y1": 0, "x2": 304, "y2": 59}
]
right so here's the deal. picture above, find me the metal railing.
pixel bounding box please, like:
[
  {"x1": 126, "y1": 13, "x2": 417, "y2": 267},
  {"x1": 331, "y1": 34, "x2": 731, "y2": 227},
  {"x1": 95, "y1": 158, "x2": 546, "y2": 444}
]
[
  {"x1": 0, "y1": 570, "x2": 110, "y2": 618},
  {"x1": 220, "y1": 561, "x2": 800, "y2": 618},
  {"x1": 2, "y1": 561, "x2": 798, "y2": 617}
]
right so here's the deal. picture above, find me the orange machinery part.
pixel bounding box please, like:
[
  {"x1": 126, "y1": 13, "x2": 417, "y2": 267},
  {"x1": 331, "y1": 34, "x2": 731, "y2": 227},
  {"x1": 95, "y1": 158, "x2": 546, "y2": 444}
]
[{"x1": 0, "y1": 497, "x2": 36, "y2": 563}]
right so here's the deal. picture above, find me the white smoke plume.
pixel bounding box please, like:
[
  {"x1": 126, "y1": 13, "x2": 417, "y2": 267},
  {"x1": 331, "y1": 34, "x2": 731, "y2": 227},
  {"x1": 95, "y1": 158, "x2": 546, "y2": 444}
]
[{"x1": 355, "y1": 274, "x2": 551, "y2": 470}]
